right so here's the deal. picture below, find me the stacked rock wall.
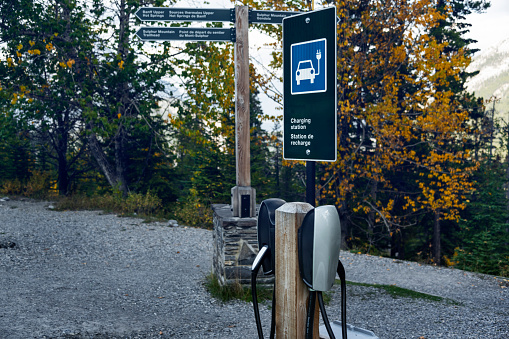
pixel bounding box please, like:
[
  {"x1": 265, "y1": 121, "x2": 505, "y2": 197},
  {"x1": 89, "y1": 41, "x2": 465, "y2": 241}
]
[{"x1": 212, "y1": 204, "x2": 272, "y2": 285}]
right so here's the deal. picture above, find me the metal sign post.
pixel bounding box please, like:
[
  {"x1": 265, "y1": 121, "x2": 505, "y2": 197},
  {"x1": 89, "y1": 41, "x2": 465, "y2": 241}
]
[{"x1": 283, "y1": 7, "x2": 337, "y2": 207}]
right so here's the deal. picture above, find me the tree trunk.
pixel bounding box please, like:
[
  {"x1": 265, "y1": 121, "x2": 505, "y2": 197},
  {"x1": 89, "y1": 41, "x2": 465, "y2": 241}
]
[
  {"x1": 367, "y1": 180, "x2": 378, "y2": 248},
  {"x1": 339, "y1": 202, "x2": 350, "y2": 250},
  {"x1": 88, "y1": 131, "x2": 118, "y2": 189},
  {"x1": 432, "y1": 209, "x2": 441, "y2": 265},
  {"x1": 114, "y1": 125, "x2": 129, "y2": 197},
  {"x1": 391, "y1": 229, "x2": 405, "y2": 259},
  {"x1": 112, "y1": 0, "x2": 130, "y2": 198},
  {"x1": 57, "y1": 152, "x2": 69, "y2": 196},
  {"x1": 56, "y1": 112, "x2": 70, "y2": 195}
]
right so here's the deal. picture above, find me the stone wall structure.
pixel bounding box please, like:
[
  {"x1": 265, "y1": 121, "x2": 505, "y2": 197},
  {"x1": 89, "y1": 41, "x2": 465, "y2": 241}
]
[{"x1": 212, "y1": 204, "x2": 272, "y2": 286}]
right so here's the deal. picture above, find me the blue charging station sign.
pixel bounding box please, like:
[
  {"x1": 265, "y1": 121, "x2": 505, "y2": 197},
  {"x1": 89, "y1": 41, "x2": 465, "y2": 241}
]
[
  {"x1": 291, "y1": 38, "x2": 327, "y2": 95},
  {"x1": 283, "y1": 7, "x2": 337, "y2": 162}
]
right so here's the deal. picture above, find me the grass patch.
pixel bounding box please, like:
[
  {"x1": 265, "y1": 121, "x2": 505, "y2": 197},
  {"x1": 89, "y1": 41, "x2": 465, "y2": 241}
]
[
  {"x1": 322, "y1": 291, "x2": 333, "y2": 305},
  {"x1": 344, "y1": 280, "x2": 459, "y2": 304},
  {"x1": 53, "y1": 192, "x2": 166, "y2": 223},
  {"x1": 204, "y1": 273, "x2": 332, "y2": 306},
  {"x1": 54, "y1": 192, "x2": 213, "y2": 228},
  {"x1": 204, "y1": 273, "x2": 273, "y2": 303}
]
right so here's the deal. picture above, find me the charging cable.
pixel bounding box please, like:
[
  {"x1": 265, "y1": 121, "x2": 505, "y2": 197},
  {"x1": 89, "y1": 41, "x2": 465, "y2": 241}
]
[
  {"x1": 305, "y1": 290, "x2": 316, "y2": 339},
  {"x1": 337, "y1": 260, "x2": 347, "y2": 339},
  {"x1": 305, "y1": 260, "x2": 348, "y2": 339},
  {"x1": 251, "y1": 245, "x2": 275, "y2": 339},
  {"x1": 318, "y1": 290, "x2": 334, "y2": 338}
]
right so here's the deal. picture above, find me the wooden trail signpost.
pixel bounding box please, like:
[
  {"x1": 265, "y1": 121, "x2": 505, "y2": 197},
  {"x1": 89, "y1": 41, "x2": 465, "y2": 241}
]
[
  {"x1": 231, "y1": 6, "x2": 255, "y2": 218},
  {"x1": 136, "y1": 6, "x2": 300, "y2": 218}
]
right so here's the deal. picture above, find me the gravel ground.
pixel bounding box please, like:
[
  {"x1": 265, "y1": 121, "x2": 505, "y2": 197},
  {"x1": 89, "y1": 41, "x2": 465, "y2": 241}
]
[{"x1": 0, "y1": 199, "x2": 507, "y2": 339}]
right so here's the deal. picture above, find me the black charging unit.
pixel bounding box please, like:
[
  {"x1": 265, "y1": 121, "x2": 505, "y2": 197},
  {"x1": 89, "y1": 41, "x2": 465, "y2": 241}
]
[
  {"x1": 298, "y1": 205, "x2": 347, "y2": 339},
  {"x1": 252, "y1": 198, "x2": 286, "y2": 339}
]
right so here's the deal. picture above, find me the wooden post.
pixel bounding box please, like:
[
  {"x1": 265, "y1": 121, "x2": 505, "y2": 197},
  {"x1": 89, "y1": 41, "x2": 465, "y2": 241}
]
[
  {"x1": 235, "y1": 5, "x2": 250, "y2": 188},
  {"x1": 231, "y1": 5, "x2": 256, "y2": 217},
  {"x1": 275, "y1": 202, "x2": 319, "y2": 338}
]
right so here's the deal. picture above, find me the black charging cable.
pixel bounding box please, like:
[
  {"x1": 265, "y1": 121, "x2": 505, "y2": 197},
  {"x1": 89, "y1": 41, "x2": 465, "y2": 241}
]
[
  {"x1": 305, "y1": 260, "x2": 348, "y2": 339},
  {"x1": 307, "y1": 289, "x2": 337, "y2": 339},
  {"x1": 337, "y1": 260, "x2": 347, "y2": 339},
  {"x1": 270, "y1": 288, "x2": 276, "y2": 339},
  {"x1": 251, "y1": 245, "x2": 275, "y2": 339},
  {"x1": 305, "y1": 290, "x2": 316, "y2": 339},
  {"x1": 252, "y1": 245, "x2": 268, "y2": 339},
  {"x1": 318, "y1": 291, "x2": 335, "y2": 339}
]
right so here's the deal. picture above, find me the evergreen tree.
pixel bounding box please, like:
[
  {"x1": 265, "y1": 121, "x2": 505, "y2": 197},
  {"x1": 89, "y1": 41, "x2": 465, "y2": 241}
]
[{"x1": 455, "y1": 161, "x2": 509, "y2": 276}]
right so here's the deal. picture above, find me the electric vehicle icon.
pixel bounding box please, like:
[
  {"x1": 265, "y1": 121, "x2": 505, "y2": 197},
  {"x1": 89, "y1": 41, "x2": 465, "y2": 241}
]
[
  {"x1": 296, "y1": 61, "x2": 315, "y2": 85},
  {"x1": 295, "y1": 50, "x2": 321, "y2": 86},
  {"x1": 291, "y1": 39, "x2": 327, "y2": 95}
]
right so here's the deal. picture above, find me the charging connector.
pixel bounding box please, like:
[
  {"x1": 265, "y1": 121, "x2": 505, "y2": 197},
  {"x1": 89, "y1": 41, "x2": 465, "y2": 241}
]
[
  {"x1": 337, "y1": 260, "x2": 347, "y2": 339},
  {"x1": 252, "y1": 245, "x2": 269, "y2": 339}
]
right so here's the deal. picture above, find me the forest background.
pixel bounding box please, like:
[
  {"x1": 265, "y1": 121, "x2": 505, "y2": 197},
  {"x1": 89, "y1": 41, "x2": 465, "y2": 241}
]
[{"x1": 0, "y1": 0, "x2": 508, "y2": 277}]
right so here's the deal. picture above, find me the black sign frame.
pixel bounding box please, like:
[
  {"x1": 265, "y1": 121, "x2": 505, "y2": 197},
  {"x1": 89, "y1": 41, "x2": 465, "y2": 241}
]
[{"x1": 282, "y1": 7, "x2": 337, "y2": 162}]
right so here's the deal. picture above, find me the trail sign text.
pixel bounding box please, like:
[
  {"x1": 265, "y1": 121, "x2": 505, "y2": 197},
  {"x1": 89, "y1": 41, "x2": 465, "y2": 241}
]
[
  {"x1": 136, "y1": 27, "x2": 235, "y2": 42},
  {"x1": 136, "y1": 7, "x2": 234, "y2": 22},
  {"x1": 249, "y1": 10, "x2": 301, "y2": 24}
]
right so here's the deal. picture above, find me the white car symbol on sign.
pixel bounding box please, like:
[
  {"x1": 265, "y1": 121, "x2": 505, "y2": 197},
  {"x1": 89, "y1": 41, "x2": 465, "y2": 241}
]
[{"x1": 295, "y1": 50, "x2": 321, "y2": 85}]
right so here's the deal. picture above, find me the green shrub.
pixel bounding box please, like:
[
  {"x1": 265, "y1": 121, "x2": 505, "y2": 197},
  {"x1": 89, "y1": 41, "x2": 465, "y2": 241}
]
[
  {"x1": 172, "y1": 188, "x2": 213, "y2": 228},
  {"x1": 24, "y1": 171, "x2": 52, "y2": 199},
  {"x1": 0, "y1": 171, "x2": 52, "y2": 199},
  {"x1": 56, "y1": 190, "x2": 164, "y2": 219},
  {"x1": 123, "y1": 191, "x2": 162, "y2": 216},
  {"x1": 0, "y1": 179, "x2": 23, "y2": 195}
]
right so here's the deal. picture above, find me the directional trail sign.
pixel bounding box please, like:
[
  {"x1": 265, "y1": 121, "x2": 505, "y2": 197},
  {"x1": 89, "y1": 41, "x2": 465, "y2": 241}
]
[
  {"x1": 134, "y1": 5, "x2": 312, "y2": 216},
  {"x1": 136, "y1": 7, "x2": 234, "y2": 22},
  {"x1": 249, "y1": 10, "x2": 301, "y2": 24},
  {"x1": 136, "y1": 27, "x2": 235, "y2": 42},
  {"x1": 283, "y1": 7, "x2": 337, "y2": 162}
]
